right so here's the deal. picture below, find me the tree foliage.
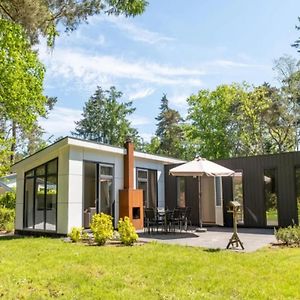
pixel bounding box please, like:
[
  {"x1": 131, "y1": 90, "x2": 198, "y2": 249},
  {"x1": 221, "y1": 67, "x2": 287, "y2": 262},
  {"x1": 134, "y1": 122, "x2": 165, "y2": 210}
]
[
  {"x1": 73, "y1": 86, "x2": 142, "y2": 148},
  {"x1": 185, "y1": 82, "x2": 297, "y2": 160},
  {"x1": 292, "y1": 17, "x2": 300, "y2": 53},
  {"x1": 144, "y1": 94, "x2": 186, "y2": 159},
  {"x1": 0, "y1": 19, "x2": 47, "y2": 174},
  {"x1": 0, "y1": 0, "x2": 148, "y2": 46}
]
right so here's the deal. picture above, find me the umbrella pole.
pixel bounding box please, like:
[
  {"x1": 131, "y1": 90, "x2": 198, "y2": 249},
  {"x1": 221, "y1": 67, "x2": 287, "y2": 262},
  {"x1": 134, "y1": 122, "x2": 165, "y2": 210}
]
[{"x1": 199, "y1": 176, "x2": 202, "y2": 228}]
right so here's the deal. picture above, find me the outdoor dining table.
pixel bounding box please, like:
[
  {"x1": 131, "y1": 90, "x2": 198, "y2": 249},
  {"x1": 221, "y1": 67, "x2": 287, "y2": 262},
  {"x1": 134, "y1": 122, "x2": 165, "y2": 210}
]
[{"x1": 156, "y1": 209, "x2": 173, "y2": 232}]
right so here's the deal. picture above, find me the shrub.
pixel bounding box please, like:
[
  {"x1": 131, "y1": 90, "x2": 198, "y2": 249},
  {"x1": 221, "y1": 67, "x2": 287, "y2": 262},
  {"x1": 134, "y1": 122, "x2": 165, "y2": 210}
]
[
  {"x1": 118, "y1": 217, "x2": 138, "y2": 246},
  {"x1": 275, "y1": 225, "x2": 300, "y2": 246},
  {"x1": 0, "y1": 207, "x2": 15, "y2": 231},
  {"x1": 90, "y1": 213, "x2": 113, "y2": 245},
  {"x1": 0, "y1": 191, "x2": 16, "y2": 209},
  {"x1": 68, "y1": 227, "x2": 83, "y2": 243}
]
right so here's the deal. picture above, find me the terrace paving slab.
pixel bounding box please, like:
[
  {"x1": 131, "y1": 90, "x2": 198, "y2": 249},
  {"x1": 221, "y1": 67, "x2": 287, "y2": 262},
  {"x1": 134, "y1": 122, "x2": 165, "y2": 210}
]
[{"x1": 138, "y1": 227, "x2": 276, "y2": 252}]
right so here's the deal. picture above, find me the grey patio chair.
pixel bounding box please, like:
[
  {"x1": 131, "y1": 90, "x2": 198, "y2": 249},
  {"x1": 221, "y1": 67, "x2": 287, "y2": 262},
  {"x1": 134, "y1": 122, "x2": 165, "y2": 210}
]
[
  {"x1": 144, "y1": 208, "x2": 157, "y2": 234},
  {"x1": 169, "y1": 209, "x2": 183, "y2": 232}
]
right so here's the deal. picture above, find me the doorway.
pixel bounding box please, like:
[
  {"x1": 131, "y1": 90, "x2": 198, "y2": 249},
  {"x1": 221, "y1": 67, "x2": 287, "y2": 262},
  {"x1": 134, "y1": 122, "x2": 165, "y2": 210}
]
[{"x1": 83, "y1": 162, "x2": 114, "y2": 227}]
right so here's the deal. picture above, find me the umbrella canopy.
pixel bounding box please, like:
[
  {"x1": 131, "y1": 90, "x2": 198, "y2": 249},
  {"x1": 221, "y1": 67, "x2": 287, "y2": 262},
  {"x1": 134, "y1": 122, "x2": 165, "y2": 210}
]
[{"x1": 169, "y1": 157, "x2": 235, "y2": 177}]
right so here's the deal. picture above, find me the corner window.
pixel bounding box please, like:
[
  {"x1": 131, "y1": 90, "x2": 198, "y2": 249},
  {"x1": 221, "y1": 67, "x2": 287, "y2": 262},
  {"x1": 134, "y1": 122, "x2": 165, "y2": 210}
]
[{"x1": 24, "y1": 158, "x2": 58, "y2": 231}]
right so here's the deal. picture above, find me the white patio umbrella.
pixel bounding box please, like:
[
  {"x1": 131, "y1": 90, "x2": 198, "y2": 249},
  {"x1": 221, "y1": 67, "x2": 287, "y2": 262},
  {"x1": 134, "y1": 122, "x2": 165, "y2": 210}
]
[{"x1": 169, "y1": 157, "x2": 235, "y2": 228}]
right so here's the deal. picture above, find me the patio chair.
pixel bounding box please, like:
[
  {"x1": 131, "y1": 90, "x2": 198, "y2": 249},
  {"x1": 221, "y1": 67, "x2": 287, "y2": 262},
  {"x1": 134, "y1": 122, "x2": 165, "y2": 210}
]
[
  {"x1": 144, "y1": 208, "x2": 157, "y2": 234},
  {"x1": 169, "y1": 209, "x2": 183, "y2": 232}
]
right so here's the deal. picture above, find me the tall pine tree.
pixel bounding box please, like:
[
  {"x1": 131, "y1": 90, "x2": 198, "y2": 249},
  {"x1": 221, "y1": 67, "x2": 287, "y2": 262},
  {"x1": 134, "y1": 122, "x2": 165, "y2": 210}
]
[
  {"x1": 153, "y1": 94, "x2": 184, "y2": 158},
  {"x1": 73, "y1": 86, "x2": 141, "y2": 148}
]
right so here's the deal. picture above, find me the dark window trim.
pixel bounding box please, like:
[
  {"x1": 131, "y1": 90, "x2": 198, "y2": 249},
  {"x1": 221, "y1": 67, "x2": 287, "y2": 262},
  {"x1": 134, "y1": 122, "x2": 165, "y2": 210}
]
[
  {"x1": 82, "y1": 160, "x2": 115, "y2": 216},
  {"x1": 232, "y1": 169, "x2": 245, "y2": 223},
  {"x1": 294, "y1": 165, "x2": 300, "y2": 225},
  {"x1": 176, "y1": 176, "x2": 186, "y2": 208},
  {"x1": 263, "y1": 167, "x2": 279, "y2": 227},
  {"x1": 136, "y1": 167, "x2": 158, "y2": 208}
]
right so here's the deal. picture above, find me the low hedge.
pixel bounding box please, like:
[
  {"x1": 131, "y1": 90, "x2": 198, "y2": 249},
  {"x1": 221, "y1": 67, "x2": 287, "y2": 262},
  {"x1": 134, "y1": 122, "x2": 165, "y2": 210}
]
[
  {"x1": 0, "y1": 191, "x2": 16, "y2": 209},
  {"x1": 275, "y1": 225, "x2": 300, "y2": 246}
]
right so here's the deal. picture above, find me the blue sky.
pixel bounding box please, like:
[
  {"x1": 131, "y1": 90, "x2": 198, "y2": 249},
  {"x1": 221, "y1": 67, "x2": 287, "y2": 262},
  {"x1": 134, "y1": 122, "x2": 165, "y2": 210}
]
[{"x1": 39, "y1": 0, "x2": 300, "y2": 142}]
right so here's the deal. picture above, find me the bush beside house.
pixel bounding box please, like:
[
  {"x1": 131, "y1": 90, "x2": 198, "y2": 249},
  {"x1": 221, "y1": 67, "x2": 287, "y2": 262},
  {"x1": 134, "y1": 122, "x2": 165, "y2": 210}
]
[
  {"x1": 275, "y1": 225, "x2": 300, "y2": 246},
  {"x1": 118, "y1": 217, "x2": 138, "y2": 246},
  {"x1": 0, "y1": 191, "x2": 15, "y2": 232},
  {"x1": 68, "y1": 213, "x2": 139, "y2": 246},
  {"x1": 90, "y1": 213, "x2": 114, "y2": 245}
]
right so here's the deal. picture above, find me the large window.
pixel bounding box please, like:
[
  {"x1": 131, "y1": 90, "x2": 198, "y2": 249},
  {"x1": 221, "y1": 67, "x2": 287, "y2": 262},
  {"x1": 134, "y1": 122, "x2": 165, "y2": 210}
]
[
  {"x1": 24, "y1": 159, "x2": 58, "y2": 231},
  {"x1": 177, "y1": 177, "x2": 186, "y2": 208},
  {"x1": 232, "y1": 171, "x2": 244, "y2": 224},
  {"x1": 295, "y1": 167, "x2": 300, "y2": 224},
  {"x1": 137, "y1": 169, "x2": 157, "y2": 209},
  {"x1": 264, "y1": 168, "x2": 278, "y2": 226}
]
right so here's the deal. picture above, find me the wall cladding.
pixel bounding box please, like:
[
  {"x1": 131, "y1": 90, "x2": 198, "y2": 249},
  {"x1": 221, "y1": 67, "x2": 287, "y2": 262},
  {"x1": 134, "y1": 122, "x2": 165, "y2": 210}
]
[
  {"x1": 164, "y1": 164, "x2": 199, "y2": 226},
  {"x1": 165, "y1": 152, "x2": 300, "y2": 228},
  {"x1": 216, "y1": 152, "x2": 300, "y2": 228}
]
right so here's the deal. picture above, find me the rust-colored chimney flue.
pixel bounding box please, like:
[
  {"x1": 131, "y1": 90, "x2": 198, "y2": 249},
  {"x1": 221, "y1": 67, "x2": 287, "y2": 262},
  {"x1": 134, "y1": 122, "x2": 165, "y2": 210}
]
[
  {"x1": 119, "y1": 137, "x2": 144, "y2": 229},
  {"x1": 124, "y1": 137, "x2": 134, "y2": 190}
]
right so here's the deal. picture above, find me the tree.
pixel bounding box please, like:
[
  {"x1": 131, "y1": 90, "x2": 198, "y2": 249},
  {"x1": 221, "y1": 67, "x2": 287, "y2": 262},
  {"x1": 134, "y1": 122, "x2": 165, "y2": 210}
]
[
  {"x1": 73, "y1": 86, "x2": 141, "y2": 148},
  {"x1": 185, "y1": 85, "x2": 242, "y2": 159},
  {"x1": 184, "y1": 82, "x2": 296, "y2": 160},
  {"x1": 260, "y1": 84, "x2": 296, "y2": 153},
  {"x1": 273, "y1": 55, "x2": 300, "y2": 150},
  {"x1": 0, "y1": 0, "x2": 148, "y2": 47},
  {"x1": 0, "y1": 19, "x2": 47, "y2": 173},
  {"x1": 152, "y1": 94, "x2": 185, "y2": 158},
  {"x1": 292, "y1": 17, "x2": 300, "y2": 53}
]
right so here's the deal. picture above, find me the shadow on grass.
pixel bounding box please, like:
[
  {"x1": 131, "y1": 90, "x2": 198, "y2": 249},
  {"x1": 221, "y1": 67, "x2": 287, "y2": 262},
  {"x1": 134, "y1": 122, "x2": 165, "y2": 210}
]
[
  {"x1": 203, "y1": 248, "x2": 222, "y2": 253},
  {"x1": 0, "y1": 234, "x2": 25, "y2": 241}
]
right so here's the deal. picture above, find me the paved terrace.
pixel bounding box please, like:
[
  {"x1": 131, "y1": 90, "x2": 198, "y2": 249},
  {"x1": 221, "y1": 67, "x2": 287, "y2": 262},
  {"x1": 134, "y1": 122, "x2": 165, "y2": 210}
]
[{"x1": 138, "y1": 227, "x2": 276, "y2": 252}]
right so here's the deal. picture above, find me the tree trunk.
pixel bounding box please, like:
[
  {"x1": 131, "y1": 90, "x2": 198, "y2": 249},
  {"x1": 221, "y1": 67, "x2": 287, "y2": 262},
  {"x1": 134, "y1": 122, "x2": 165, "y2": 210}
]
[{"x1": 10, "y1": 121, "x2": 16, "y2": 165}]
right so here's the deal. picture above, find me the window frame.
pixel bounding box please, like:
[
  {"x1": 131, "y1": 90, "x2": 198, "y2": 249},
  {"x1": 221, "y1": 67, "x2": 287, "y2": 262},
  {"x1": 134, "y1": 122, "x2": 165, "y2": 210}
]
[
  {"x1": 23, "y1": 158, "x2": 58, "y2": 232},
  {"x1": 136, "y1": 168, "x2": 158, "y2": 209}
]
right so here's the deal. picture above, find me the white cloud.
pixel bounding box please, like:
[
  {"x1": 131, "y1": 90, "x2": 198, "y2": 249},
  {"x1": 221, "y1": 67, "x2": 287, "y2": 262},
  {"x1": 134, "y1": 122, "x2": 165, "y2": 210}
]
[
  {"x1": 128, "y1": 87, "x2": 155, "y2": 100},
  {"x1": 39, "y1": 106, "x2": 152, "y2": 139},
  {"x1": 169, "y1": 93, "x2": 190, "y2": 108},
  {"x1": 39, "y1": 106, "x2": 82, "y2": 136},
  {"x1": 40, "y1": 46, "x2": 204, "y2": 89},
  {"x1": 205, "y1": 59, "x2": 268, "y2": 69},
  {"x1": 100, "y1": 15, "x2": 174, "y2": 45}
]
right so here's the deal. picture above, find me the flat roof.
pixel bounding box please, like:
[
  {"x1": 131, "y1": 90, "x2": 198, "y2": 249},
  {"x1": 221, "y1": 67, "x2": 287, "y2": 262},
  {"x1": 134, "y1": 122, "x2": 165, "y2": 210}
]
[{"x1": 12, "y1": 136, "x2": 185, "y2": 170}]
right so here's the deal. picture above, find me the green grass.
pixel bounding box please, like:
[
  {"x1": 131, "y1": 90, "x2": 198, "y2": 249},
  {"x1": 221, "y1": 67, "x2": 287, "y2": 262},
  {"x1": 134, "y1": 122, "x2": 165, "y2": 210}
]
[
  {"x1": 0, "y1": 237, "x2": 300, "y2": 299},
  {"x1": 266, "y1": 208, "x2": 278, "y2": 224}
]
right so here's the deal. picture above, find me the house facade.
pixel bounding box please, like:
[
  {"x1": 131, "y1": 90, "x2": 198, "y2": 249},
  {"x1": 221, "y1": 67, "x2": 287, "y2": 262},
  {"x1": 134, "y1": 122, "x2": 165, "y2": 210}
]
[
  {"x1": 215, "y1": 152, "x2": 300, "y2": 228},
  {"x1": 11, "y1": 137, "x2": 184, "y2": 235}
]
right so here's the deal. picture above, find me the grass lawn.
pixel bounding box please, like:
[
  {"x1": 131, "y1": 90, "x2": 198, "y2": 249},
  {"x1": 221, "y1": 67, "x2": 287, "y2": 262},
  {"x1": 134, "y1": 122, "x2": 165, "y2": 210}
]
[{"x1": 0, "y1": 237, "x2": 300, "y2": 299}]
